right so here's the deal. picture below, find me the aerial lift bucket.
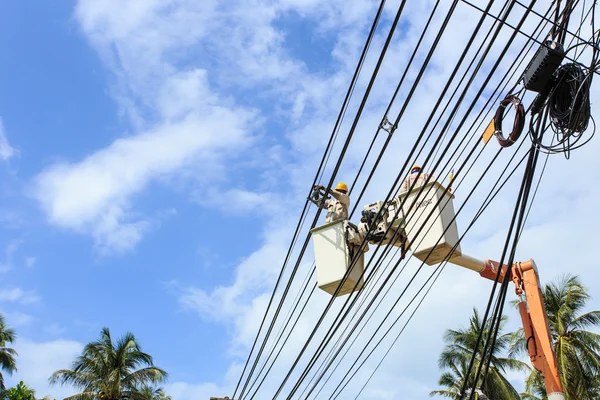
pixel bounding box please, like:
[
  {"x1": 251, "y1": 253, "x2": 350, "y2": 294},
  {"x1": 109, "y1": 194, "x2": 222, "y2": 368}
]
[
  {"x1": 310, "y1": 219, "x2": 365, "y2": 296},
  {"x1": 397, "y1": 181, "x2": 462, "y2": 265}
]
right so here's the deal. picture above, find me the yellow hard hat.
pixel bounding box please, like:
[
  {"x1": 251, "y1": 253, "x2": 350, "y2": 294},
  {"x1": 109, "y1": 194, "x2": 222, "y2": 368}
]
[
  {"x1": 411, "y1": 165, "x2": 421, "y2": 173},
  {"x1": 335, "y1": 182, "x2": 348, "y2": 193}
]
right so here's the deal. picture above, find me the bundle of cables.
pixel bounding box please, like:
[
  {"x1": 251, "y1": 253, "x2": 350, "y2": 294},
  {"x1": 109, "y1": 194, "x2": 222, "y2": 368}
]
[
  {"x1": 549, "y1": 63, "x2": 591, "y2": 132},
  {"x1": 529, "y1": 61, "x2": 596, "y2": 157}
]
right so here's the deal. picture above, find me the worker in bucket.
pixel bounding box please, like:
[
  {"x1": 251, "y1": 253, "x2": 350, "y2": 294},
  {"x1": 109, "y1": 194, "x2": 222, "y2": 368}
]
[
  {"x1": 400, "y1": 165, "x2": 430, "y2": 193},
  {"x1": 314, "y1": 182, "x2": 350, "y2": 223},
  {"x1": 314, "y1": 181, "x2": 368, "y2": 253}
]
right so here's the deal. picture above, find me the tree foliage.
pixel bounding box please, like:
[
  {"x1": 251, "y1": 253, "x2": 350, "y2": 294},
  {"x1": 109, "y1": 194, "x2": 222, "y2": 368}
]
[
  {"x1": 509, "y1": 274, "x2": 600, "y2": 399},
  {"x1": 430, "y1": 308, "x2": 528, "y2": 399},
  {"x1": 0, "y1": 314, "x2": 17, "y2": 391},
  {"x1": 49, "y1": 327, "x2": 168, "y2": 400}
]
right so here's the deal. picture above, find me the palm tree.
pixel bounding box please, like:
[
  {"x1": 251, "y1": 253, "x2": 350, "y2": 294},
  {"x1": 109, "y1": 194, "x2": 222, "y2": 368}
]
[
  {"x1": 430, "y1": 308, "x2": 528, "y2": 399},
  {"x1": 135, "y1": 385, "x2": 171, "y2": 400},
  {"x1": 49, "y1": 327, "x2": 168, "y2": 400},
  {"x1": 4, "y1": 381, "x2": 36, "y2": 400},
  {"x1": 509, "y1": 274, "x2": 600, "y2": 399},
  {"x1": 0, "y1": 314, "x2": 17, "y2": 391}
]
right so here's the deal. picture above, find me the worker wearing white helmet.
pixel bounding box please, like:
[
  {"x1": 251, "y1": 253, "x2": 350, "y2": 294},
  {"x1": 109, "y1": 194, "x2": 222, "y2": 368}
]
[
  {"x1": 314, "y1": 182, "x2": 351, "y2": 223},
  {"x1": 400, "y1": 165, "x2": 430, "y2": 193}
]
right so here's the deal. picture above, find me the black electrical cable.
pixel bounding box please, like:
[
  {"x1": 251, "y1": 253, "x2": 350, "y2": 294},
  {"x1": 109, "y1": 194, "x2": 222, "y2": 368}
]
[
  {"x1": 245, "y1": 284, "x2": 317, "y2": 399},
  {"x1": 324, "y1": 91, "x2": 528, "y2": 400},
  {"x1": 461, "y1": 106, "x2": 546, "y2": 400},
  {"x1": 548, "y1": 63, "x2": 592, "y2": 141},
  {"x1": 477, "y1": 105, "x2": 550, "y2": 396},
  {"x1": 232, "y1": 1, "x2": 388, "y2": 397},
  {"x1": 242, "y1": 265, "x2": 316, "y2": 396},
  {"x1": 461, "y1": 0, "x2": 600, "y2": 72},
  {"x1": 517, "y1": 138, "x2": 553, "y2": 243},
  {"x1": 247, "y1": 0, "x2": 455, "y2": 392},
  {"x1": 348, "y1": 0, "x2": 442, "y2": 194},
  {"x1": 328, "y1": 120, "x2": 536, "y2": 398},
  {"x1": 278, "y1": 0, "x2": 503, "y2": 394},
  {"x1": 305, "y1": 7, "x2": 554, "y2": 392},
  {"x1": 300, "y1": 0, "x2": 526, "y2": 385},
  {"x1": 286, "y1": 0, "x2": 542, "y2": 394},
  {"x1": 553, "y1": 0, "x2": 562, "y2": 40},
  {"x1": 262, "y1": 1, "x2": 422, "y2": 397},
  {"x1": 326, "y1": 1, "x2": 584, "y2": 396},
  {"x1": 348, "y1": 148, "x2": 533, "y2": 400},
  {"x1": 327, "y1": 145, "x2": 516, "y2": 399},
  {"x1": 250, "y1": 0, "x2": 572, "y2": 396},
  {"x1": 244, "y1": 1, "x2": 596, "y2": 398},
  {"x1": 515, "y1": 0, "x2": 595, "y2": 47}
]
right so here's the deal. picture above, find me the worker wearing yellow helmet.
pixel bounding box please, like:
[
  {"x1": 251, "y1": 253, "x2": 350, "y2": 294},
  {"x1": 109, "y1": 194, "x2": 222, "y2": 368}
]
[
  {"x1": 314, "y1": 181, "x2": 350, "y2": 223},
  {"x1": 400, "y1": 164, "x2": 430, "y2": 193}
]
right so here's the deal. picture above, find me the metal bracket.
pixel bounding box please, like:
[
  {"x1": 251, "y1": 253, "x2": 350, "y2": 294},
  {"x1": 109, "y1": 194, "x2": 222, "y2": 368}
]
[
  {"x1": 308, "y1": 187, "x2": 327, "y2": 208},
  {"x1": 380, "y1": 116, "x2": 396, "y2": 135}
]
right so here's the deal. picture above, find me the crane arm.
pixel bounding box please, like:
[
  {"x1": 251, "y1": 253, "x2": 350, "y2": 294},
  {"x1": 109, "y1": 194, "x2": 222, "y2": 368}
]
[
  {"x1": 512, "y1": 260, "x2": 564, "y2": 400},
  {"x1": 472, "y1": 259, "x2": 564, "y2": 400}
]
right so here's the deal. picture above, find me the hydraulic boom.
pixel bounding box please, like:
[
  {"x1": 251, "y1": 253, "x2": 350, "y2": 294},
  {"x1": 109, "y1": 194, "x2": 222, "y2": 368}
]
[{"x1": 460, "y1": 258, "x2": 564, "y2": 400}]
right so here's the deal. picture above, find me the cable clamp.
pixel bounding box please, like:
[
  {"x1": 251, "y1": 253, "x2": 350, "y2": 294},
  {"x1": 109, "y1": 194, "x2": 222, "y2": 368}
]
[{"x1": 380, "y1": 116, "x2": 395, "y2": 135}]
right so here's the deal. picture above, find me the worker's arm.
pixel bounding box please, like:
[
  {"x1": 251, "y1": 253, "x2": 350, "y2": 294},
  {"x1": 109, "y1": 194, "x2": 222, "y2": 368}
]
[{"x1": 329, "y1": 189, "x2": 350, "y2": 206}]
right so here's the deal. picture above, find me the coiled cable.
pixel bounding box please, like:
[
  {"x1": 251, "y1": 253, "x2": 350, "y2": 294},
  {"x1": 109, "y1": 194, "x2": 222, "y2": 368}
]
[{"x1": 494, "y1": 94, "x2": 525, "y2": 147}]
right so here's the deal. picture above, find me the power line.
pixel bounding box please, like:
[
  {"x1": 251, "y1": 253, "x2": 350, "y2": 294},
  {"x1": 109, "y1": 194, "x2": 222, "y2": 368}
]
[
  {"x1": 298, "y1": 0, "x2": 556, "y2": 394},
  {"x1": 232, "y1": 2, "x2": 390, "y2": 398},
  {"x1": 236, "y1": 0, "x2": 598, "y2": 398},
  {"x1": 347, "y1": 147, "x2": 533, "y2": 400},
  {"x1": 275, "y1": 0, "x2": 542, "y2": 395},
  {"x1": 292, "y1": 0, "x2": 559, "y2": 393}
]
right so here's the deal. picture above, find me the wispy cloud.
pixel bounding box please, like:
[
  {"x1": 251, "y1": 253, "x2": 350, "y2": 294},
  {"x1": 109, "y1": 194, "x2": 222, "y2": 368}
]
[
  {"x1": 0, "y1": 118, "x2": 16, "y2": 161},
  {"x1": 0, "y1": 239, "x2": 23, "y2": 273},
  {"x1": 4, "y1": 311, "x2": 35, "y2": 327},
  {"x1": 5, "y1": 338, "x2": 83, "y2": 399},
  {"x1": 0, "y1": 288, "x2": 40, "y2": 305},
  {"x1": 44, "y1": 323, "x2": 66, "y2": 337},
  {"x1": 30, "y1": 1, "x2": 259, "y2": 255}
]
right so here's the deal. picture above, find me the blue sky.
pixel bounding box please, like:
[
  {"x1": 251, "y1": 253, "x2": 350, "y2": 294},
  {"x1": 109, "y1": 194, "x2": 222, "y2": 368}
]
[{"x1": 1, "y1": 1, "x2": 599, "y2": 399}]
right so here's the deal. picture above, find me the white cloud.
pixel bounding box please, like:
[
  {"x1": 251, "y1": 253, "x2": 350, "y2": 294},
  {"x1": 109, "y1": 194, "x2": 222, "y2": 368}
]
[
  {"x1": 32, "y1": 102, "x2": 254, "y2": 254},
  {"x1": 0, "y1": 118, "x2": 16, "y2": 161},
  {"x1": 4, "y1": 338, "x2": 83, "y2": 400},
  {"x1": 0, "y1": 288, "x2": 40, "y2": 305},
  {"x1": 43, "y1": 323, "x2": 67, "y2": 337},
  {"x1": 3, "y1": 312, "x2": 35, "y2": 327},
  {"x1": 30, "y1": 1, "x2": 259, "y2": 254},
  {"x1": 24, "y1": 257, "x2": 36, "y2": 268},
  {"x1": 0, "y1": 239, "x2": 22, "y2": 273},
  {"x1": 195, "y1": 188, "x2": 275, "y2": 216}
]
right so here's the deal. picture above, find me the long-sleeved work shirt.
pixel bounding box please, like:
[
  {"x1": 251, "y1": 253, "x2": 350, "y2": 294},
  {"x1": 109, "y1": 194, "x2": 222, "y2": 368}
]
[{"x1": 324, "y1": 189, "x2": 350, "y2": 223}]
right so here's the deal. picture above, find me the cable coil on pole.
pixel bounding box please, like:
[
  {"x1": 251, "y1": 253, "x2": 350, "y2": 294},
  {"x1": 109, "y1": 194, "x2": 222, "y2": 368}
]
[{"x1": 494, "y1": 94, "x2": 525, "y2": 147}]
